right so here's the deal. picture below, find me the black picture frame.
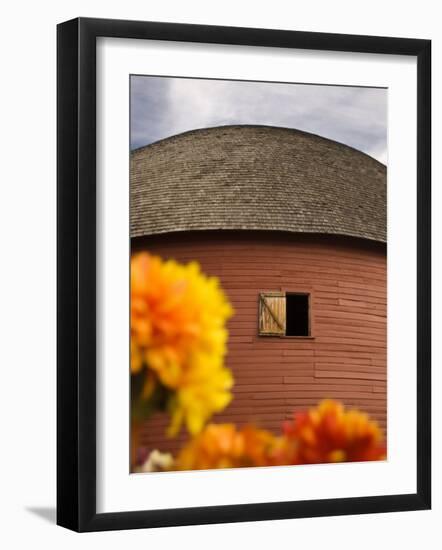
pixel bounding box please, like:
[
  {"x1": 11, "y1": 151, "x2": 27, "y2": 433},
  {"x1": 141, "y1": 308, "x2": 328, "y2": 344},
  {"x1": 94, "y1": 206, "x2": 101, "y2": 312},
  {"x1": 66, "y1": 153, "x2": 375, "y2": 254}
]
[{"x1": 57, "y1": 17, "x2": 431, "y2": 532}]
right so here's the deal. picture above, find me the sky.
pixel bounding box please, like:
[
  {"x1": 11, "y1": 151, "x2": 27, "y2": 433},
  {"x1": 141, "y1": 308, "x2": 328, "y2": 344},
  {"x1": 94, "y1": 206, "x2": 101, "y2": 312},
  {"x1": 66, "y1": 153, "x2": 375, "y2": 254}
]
[{"x1": 130, "y1": 76, "x2": 387, "y2": 164}]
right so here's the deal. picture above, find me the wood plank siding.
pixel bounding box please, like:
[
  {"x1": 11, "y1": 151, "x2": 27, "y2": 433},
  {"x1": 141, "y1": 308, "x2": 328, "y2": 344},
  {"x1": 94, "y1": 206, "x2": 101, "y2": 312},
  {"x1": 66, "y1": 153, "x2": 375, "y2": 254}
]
[{"x1": 132, "y1": 231, "x2": 387, "y2": 455}]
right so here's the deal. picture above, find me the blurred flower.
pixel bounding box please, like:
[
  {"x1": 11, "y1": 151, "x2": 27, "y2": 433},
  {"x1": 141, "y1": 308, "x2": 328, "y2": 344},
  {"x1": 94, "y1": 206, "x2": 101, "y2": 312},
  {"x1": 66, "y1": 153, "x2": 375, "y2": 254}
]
[
  {"x1": 175, "y1": 423, "x2": 279, "y2": 470},
  {"x1": 171, "y1": 401, "x2": 386, "y2": 471},
  {"x1": 131, "y1": 252, "x2": 234, "y2": 435},
  {"x1": 278, "y1": 399, "x2": 386, "y2": 465},
  {"x1": 135, "y1": 449, "x2": 175, "y2": 473}
]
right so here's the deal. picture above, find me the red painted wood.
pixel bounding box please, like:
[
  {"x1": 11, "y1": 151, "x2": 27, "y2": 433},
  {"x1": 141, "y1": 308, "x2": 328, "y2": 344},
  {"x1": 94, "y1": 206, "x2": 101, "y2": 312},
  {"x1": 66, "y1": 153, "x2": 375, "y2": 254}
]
[{"x1": 132, "y1": 232, "x2": 387, "y2": 456}]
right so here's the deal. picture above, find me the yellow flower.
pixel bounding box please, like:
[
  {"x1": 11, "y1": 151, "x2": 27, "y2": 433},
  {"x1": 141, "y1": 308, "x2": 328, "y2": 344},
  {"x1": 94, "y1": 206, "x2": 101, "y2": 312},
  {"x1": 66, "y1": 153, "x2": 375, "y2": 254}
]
[
  {"x1": 174, "y1": 423, "x2": 279, "y2": 470},
  {"x1": 131, "y1": 252, "x2": 234, "y2": 435}
]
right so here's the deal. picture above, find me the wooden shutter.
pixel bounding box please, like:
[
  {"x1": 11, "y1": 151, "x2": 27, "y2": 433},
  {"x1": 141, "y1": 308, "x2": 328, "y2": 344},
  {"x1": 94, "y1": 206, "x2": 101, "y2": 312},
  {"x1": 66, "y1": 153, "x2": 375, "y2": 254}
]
[{"x1": 259, "y1": 292, "x2": 286, "y2": 336}]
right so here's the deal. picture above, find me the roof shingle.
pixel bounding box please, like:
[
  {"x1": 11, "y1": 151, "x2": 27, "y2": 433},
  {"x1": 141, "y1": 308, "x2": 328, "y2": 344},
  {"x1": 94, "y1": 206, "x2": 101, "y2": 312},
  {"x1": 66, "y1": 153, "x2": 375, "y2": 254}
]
[{"x1": 130, "y1": 125, "x2": 386, "y2": 243}]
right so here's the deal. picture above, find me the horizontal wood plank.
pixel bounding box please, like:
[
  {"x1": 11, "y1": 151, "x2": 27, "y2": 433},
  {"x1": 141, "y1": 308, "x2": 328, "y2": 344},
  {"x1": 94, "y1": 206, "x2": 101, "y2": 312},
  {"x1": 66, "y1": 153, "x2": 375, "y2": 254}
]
[{"x1": 135, "y1": 233, "x2": 387, "y2": 454}]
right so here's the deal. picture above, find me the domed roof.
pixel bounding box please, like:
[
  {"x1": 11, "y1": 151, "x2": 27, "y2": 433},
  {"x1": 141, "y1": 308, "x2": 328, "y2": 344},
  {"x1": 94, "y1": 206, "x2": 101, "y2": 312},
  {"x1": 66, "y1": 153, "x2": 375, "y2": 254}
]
[{"x1": 130, "y1": 125, "x2": 386, "y2": 243}]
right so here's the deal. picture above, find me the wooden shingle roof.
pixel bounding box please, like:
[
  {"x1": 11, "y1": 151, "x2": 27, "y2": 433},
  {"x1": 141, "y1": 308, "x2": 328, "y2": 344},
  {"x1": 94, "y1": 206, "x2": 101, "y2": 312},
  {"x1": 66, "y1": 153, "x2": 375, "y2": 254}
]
[{"x1": 130, "y1": 125, "x2": 386, "y2": 243}]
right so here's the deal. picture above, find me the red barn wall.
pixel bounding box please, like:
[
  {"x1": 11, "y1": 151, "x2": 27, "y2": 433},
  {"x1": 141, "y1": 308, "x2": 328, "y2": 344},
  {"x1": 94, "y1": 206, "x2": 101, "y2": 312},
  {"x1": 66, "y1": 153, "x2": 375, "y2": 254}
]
[{"x1": 132, "y1": 231, "x2": 387, "y2": 455}]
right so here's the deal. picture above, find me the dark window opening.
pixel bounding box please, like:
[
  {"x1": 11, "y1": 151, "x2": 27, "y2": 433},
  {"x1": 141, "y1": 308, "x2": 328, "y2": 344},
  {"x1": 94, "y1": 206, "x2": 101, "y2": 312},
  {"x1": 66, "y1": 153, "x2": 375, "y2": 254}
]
[{"x1": 285, "y1": 294, "x2": 309, "y2": 336}]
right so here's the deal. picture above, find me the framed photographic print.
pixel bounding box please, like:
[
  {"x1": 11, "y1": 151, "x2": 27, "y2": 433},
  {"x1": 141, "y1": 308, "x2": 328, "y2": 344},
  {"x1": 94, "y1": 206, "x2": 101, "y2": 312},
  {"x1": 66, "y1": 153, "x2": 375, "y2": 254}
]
[{"x1": 57, "y1": 17, "x2": 431, "y2": 532}]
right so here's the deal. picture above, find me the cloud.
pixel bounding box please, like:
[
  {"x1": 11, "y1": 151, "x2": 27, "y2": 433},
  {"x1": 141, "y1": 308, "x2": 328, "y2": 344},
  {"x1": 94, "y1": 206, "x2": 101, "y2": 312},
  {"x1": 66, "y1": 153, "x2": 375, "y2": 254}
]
[
  {"x1": 130, "y1": 77, "x2": 170, "y2": 147},
  {"x1": 130, "y1": 76, "x2": 387, "y2": 163}
]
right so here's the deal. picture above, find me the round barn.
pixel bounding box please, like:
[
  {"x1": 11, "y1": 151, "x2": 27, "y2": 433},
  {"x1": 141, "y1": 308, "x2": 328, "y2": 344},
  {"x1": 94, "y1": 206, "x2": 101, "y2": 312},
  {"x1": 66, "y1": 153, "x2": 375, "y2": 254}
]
[{"x1": 131, "y1": 125, "x2": 387, "y2": 453}]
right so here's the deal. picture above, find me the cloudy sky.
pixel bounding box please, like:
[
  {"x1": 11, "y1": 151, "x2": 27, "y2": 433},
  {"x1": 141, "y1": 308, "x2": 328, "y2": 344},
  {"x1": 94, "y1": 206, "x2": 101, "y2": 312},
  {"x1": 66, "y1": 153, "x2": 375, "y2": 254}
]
[{"x1": 130, "y1": 76, "x2": 387, "y2": 164}]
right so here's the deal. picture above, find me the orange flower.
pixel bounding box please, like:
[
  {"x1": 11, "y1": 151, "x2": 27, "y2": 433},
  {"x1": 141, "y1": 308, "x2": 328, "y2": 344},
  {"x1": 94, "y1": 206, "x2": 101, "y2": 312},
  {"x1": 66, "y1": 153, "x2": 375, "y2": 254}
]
[
  {"x1": 131, "y1": 252, "x2": 234, "y2": 435},
  {"x1": 278, "y1": 400, "x2": 386, "y2": 465},
  {"x1": 174, "y1": 424, "x2": 279, "y2": 470}
]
